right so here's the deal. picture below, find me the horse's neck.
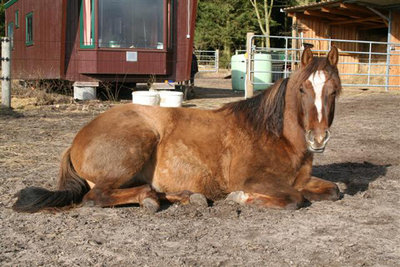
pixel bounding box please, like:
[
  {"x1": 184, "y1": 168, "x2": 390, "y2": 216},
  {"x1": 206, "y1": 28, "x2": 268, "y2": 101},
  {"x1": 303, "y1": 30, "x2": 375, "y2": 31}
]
[{"x1": 282, "y1": 81, "x2": 307, "y2": 154}]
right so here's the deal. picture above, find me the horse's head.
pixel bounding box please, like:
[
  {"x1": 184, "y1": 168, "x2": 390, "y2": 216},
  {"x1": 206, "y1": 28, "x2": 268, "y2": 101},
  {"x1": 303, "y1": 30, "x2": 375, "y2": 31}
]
[{"x1": 298, "y1": 46, "x2": 341, "y2": 153}]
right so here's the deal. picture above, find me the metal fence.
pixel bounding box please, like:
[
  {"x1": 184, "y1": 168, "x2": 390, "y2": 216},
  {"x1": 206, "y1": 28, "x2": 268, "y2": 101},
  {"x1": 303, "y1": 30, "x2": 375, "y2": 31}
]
[
  {"x1": 247, "y1": 35, "x2": 400, "y2": 91},
  {"x1": 194, "y1": 50, "x2": 219, "y2": 72}
]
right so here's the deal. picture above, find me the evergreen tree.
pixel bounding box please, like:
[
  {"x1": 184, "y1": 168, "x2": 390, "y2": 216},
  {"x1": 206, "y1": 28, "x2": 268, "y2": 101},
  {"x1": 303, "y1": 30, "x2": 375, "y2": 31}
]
[
  {"x1": 0, "y1": 2, "x2": 5, "y2": 37},
  {"x1": 195, "y1": 0, "x2": 258, "y2": 66}
]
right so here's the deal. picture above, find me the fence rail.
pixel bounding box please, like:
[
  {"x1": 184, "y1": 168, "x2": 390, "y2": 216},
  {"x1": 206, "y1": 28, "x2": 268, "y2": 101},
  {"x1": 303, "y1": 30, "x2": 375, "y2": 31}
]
[{"x1": 247, "y1": 35, "x2": 400, "y2": 91}]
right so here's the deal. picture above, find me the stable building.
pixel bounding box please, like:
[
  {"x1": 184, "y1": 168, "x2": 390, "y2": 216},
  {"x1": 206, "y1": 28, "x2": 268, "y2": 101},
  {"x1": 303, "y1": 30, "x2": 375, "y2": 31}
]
[{"x1": 284, "y1": 0, "x2": 400, "y2": 88}]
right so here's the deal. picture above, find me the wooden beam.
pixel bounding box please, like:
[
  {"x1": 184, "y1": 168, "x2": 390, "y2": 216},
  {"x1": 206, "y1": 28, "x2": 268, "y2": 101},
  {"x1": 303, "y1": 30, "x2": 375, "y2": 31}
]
[
  {"x1": 304, "y1": 10, "x2": 347, "y2": 20},
  {"x1": 330, "y1": 16, "x2": 382, "y2": 26},
  {"x1": 359, "y1": 23, "x2": 388, "y2": 30},
  {"x1": 321, "y1": 7, "x2": 363, "y2": 19},
  {"x1": 292, "y1": 13, "x2": 330, "y2": 23},
  {"x1": 339, "y1": 3, "x2": 375, "y2": 15}
]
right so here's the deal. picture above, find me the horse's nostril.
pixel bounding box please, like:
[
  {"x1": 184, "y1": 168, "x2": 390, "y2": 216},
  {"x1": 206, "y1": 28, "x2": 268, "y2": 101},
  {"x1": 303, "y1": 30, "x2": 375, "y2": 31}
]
[
  {"x1": 306, "y1": 130, "x2": 314, "y2": 142},
  {"x1": 309, "y1": 130, "x2": 330, "y2": 145}
]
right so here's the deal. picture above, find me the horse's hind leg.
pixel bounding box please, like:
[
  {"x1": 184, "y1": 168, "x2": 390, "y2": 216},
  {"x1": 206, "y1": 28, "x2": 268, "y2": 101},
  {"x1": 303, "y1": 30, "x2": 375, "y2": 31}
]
[
  {"x1": 227, "y1": 181, "x2": 305, "y2": 210},
  {"x1": 83, "y1": 184, "x2": 160, "y2": 212}
]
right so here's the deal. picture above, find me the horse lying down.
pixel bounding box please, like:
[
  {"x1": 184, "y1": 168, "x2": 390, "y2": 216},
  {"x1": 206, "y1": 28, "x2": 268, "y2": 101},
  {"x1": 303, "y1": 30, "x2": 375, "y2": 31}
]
[{"x1": 13, "y1": 47, "x2": 342, "y2": 213}]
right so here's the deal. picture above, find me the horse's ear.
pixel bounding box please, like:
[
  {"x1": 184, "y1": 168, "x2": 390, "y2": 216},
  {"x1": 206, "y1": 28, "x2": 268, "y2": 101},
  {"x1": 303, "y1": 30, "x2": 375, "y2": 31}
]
[
  {"x1": 327, "y1": 46, "x2": 339, "y2": 66},
  {"x1": 301, "y1": 47, "x2": 313, "y2": 67}
]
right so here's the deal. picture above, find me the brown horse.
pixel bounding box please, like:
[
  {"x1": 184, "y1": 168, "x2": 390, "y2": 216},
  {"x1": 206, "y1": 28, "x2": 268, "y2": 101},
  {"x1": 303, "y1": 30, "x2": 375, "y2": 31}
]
[{"x1": 13, "y1": 47, "x2": 342, "y2": 213}]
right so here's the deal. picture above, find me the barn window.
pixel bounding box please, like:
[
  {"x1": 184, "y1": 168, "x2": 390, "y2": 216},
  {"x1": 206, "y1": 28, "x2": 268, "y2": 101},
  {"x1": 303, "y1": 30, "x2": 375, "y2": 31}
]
[
  {"x1": 7, "y1": 22, "x2": 14, "y2": 48},
  {"x1": 15, "y1": 10, "x2": 19, "y2": 28},
  {"x1": 98, "y1": 0, "x2": 166, "y2": 49},
  {"x1": 25, "y1": 12, "x2": 33, "y2": 46},
  {"x1": 80, "y1": 0, "x2": 95, "y2": 48}
]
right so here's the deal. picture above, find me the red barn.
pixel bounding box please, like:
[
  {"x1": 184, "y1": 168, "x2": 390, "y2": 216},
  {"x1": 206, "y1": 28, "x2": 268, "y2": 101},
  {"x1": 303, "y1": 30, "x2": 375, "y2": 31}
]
[{"x1": 5, "y1": 0, "x2": 197, "y2": 89}]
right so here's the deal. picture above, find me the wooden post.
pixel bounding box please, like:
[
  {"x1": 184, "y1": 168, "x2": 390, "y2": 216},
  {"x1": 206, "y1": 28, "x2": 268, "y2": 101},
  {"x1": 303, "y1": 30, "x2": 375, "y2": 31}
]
[
  {"x1": 245, "y1": 32, "x2": 254, "y2": 99},
  {"x1": 1, "y1": 37, "x2": 12, "y2": 108}
]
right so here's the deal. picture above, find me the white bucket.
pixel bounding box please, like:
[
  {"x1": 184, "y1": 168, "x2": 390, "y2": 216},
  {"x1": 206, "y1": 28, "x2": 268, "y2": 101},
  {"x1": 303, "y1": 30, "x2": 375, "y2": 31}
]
[
  {"x1": 132, "y1": 91, "x2": 160, "y2": 106},
  {"x1": 159, "y1": 91, "x2": 183, "y2": 107}
]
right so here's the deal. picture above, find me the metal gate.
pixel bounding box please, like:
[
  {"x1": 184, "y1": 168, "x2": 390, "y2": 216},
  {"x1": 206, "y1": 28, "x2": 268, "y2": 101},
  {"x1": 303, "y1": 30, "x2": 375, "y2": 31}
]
[
  {"x1": 248, "y1": 35, "x2": 400, "y2": 91},
  {"x1": 194, "y1": 50, "x2": 219, "y2": 72}
]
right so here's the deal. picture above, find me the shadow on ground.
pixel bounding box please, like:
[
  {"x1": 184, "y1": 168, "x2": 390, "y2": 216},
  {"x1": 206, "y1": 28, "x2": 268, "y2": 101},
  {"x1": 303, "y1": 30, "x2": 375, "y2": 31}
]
[
  {"x1": 313, "y1": 161, "x2": 389, "y2": 195},
  {"x1": 0, "y1": 107, "x2": 24, "y2": 118},
  {"x1": 193, "y1": 87, "x2": 244, "y2": 99}
]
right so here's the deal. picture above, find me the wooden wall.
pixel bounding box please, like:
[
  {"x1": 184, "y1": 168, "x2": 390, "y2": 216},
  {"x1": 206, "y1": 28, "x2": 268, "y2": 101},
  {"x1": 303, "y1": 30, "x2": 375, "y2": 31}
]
[
  {"x1": 293, "y1": 16, "x2": 359, "y2": 75},
  {"x1": 5, "y1": 0, "x2": 197, "y2": 83},
  {"x1": 5, "y1": 0, "x2": 64, "y2": 80},
  {"x1": 389, "y1": 11, "x2": 400, "y2": 89}
]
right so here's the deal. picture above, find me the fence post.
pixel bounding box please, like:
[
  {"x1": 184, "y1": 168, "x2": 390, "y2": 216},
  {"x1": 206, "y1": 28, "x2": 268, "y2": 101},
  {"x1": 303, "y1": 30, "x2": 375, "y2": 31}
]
[
  {"x1": 1, "y1": 37, "x2": 12, "y2": 108},
  {"x1": 385, "y1": 10, "x2": 392, "y2": 92},
  {"x1": 215, "y1": 49, "x2": 219, "y2": 73},
  {"x1": 245, "y1": 32, "x2": 254, "y2": 99}
]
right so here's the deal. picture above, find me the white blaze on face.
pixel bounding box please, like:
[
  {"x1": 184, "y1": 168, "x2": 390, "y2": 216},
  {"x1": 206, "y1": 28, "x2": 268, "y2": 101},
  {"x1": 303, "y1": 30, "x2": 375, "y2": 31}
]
[{"x1": 308, "y1": 70, "x2": 326, "y2": 122}]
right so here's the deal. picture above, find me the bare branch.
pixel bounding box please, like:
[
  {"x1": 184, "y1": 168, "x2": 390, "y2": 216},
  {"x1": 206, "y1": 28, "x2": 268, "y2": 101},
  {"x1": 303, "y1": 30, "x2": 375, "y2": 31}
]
[{"x1": 249, "y1": 0, "x2": 266, "y2": 35}]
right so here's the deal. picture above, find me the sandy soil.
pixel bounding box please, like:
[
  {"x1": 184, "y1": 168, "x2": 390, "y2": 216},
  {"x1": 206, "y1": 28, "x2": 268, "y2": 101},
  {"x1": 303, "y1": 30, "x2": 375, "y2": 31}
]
[{"x1": 1, "y1": 79, "x2": 400, "y2": 266}]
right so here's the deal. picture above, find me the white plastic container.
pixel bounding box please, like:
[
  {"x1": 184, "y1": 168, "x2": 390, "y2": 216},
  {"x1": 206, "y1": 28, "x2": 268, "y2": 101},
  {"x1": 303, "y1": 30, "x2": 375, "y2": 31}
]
[
  {"x1": 159, "y1": 91, "x2": 183, "y2": 107},
  {"x1": 73, "y1": 86, "x2": 97, "y2": 100},
  {"x1": 132, "y1": 91, "x2": 160, "y2": 106}
]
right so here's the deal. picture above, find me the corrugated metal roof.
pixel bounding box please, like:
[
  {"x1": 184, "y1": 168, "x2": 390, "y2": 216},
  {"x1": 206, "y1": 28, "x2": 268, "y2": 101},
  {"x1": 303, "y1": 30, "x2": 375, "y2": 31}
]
[
  {"x1": 284, "y1": 0, "x2": 400, "y2": 12},
  {"x1": 284, "y1": 0, "x2": 340, "y2": 12}
]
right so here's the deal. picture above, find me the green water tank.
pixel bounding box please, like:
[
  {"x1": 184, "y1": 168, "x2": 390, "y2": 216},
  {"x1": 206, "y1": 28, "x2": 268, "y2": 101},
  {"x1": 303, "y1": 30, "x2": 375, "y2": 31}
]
[{"x1": 231, "y1": 54, "x2": 272, "y2": 91}]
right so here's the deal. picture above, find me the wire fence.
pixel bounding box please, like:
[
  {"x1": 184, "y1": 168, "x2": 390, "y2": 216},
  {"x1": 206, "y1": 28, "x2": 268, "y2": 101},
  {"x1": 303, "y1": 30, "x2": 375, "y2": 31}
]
[
  {"x1": 3, "y1": 37, "x2": 400, "y2": 91},
  {"x1": 246, "y1": 35, "x2": 400, "y2": 91}
]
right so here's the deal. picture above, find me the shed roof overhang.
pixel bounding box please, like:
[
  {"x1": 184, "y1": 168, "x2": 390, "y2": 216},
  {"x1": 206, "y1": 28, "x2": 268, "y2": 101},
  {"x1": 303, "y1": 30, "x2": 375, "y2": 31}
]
[
  {"x1": 284, "y1": 0, "x2": 400, "y2": 30},
  {"x1": 5, "y1": 0, "x2": 18, "y2": 9}
]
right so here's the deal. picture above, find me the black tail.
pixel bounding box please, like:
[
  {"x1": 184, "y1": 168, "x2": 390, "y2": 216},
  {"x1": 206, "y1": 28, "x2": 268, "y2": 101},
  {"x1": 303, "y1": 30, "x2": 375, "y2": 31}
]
[{"x1": 13, "y1": 148, "x2": 90, "y2": 213}]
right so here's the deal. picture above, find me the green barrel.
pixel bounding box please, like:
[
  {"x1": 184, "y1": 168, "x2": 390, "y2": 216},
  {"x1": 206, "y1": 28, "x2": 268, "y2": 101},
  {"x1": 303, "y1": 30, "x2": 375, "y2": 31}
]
[{"x1": 231, "y1": 54, "x2": 272, "y2": 91}]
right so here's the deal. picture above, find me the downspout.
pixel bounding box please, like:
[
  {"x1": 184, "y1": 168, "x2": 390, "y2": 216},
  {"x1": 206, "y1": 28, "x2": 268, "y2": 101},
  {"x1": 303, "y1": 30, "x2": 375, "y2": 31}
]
[
  {"x1": 60, "y1": 0, "x2": 68, "y2": 77},
  {"x1": 186, "y1": 0, "x2": 197, "y2": 80},
  {"x1": 187, "y1": 0, "x2": 191, "y2": 39}
]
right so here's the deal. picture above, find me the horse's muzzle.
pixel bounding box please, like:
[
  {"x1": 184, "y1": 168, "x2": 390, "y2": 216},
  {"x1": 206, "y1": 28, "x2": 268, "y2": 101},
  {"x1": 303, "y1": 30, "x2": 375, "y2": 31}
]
[{"x1": 305, "y1": 130, "x2": 331, "y2": 153}]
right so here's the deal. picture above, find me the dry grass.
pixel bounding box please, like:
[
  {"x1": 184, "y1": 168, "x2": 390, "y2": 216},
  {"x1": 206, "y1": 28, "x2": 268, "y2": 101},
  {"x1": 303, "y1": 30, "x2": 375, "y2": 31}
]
[{"x1": 3, "y1": 79, "x2": 74, "y2": 107}]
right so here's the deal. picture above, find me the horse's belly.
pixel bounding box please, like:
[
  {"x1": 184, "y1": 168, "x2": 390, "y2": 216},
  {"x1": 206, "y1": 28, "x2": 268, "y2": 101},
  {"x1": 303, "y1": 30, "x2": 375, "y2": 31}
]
[{"x1": 150, "y1": 145, "x2": 227, "y2": 199}]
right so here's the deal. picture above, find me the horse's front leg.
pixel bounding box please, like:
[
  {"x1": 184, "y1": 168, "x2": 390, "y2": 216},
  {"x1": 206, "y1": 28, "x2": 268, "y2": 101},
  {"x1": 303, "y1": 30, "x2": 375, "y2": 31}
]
[
  {"x1": 293, "y1": 155, "x2": 340, "y2": 202},
  {"x1": 297, "y1": 176, "x2": 340, "y2": 202},
  {"x1": 226, "y1": 179, "x2": 305, "y2": 210}
]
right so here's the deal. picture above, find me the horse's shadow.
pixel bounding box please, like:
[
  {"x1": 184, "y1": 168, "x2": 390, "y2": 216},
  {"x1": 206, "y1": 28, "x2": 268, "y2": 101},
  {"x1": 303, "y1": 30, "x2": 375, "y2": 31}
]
[{"x1": 312, "y1": 161, "x2": 389, "y2": 195}]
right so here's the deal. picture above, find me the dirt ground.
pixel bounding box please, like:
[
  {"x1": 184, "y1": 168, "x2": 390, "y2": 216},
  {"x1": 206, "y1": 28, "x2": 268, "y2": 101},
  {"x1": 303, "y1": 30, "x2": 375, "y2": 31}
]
[{"x1": 1, "y1": 78, "x2": 400, "y2": 266}]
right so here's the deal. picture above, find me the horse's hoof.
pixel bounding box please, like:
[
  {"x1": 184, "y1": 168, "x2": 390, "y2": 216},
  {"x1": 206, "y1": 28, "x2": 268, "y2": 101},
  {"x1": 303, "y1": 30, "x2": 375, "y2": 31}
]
[
  {"x1": 141, "y1": 198, "x2": 159, "y2": 214},
  {"x1": 189, "y1": 193, "x2": 208, "y2": 207},
  {"x1": 82, "y1": 200, "x2": 97, "y2": 207},
  {"x1": 226, "y1": 191, "x2": 249, "y2": 205}
]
